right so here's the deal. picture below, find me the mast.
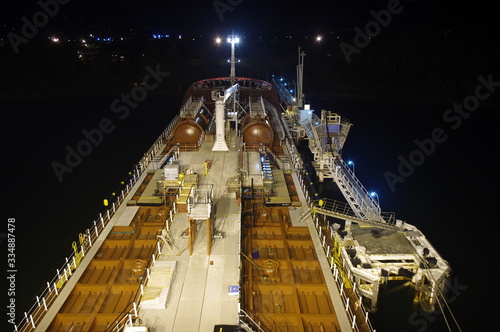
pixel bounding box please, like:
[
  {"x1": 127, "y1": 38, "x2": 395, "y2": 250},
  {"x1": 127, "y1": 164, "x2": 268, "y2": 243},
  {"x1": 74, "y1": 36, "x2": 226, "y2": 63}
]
[
  {"x1": 296, "y1": 47, "x2": 306, "y2": 108},
  {"x1": 228, "y1": 34, "x2": 239, "y2": 85}
]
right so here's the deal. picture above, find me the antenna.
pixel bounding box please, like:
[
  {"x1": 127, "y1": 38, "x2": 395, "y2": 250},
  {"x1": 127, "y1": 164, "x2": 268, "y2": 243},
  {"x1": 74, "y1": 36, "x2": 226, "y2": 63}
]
[{"x1": 296, "y1": 47, "x2": 306, "y2": 108}]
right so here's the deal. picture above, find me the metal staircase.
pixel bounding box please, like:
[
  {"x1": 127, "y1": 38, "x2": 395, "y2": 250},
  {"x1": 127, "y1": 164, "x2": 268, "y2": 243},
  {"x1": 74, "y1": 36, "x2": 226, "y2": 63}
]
[
  {"x1": 332, "y1": 157, "x2": 382, "y2": 222},
  {"x1": 187, "y1": 184, "x2": 213, "y2": 220},
  {"x1": 315, "y1": 198, "x2": 399, "y2": 230},
  {"x1": 299, "y1": 110, "x2": 394, "y2": 227},
  {"x1": 298, "y1": 197, "x2": 399, "y2": 230}
]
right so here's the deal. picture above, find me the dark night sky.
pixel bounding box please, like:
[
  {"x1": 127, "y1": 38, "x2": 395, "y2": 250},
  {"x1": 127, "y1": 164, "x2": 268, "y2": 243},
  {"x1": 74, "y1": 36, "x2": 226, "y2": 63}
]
[
  {"x1": 1, "y1": 2, "x2": 499, "y2": 332},
  {"x1": 2, "y1": 0, "x2": 497, "y2": 37}
]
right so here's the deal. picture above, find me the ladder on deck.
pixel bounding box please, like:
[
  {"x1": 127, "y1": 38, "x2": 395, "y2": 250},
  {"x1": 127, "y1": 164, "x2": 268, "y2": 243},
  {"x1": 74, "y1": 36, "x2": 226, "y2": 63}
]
[
  {"x1": 332, "y1": 157, "x2": 383, "y2": 222},
  {"x1": 299, "y1": 110, "x2": 391, "y2": 227},
  {"x1": 299, "y1": 198, "x2": 400, "y2": 231}
]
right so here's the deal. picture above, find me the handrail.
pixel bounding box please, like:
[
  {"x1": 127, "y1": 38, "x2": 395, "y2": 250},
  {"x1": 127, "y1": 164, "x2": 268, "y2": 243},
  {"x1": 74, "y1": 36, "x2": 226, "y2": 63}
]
[
  {"x1": 14, "y1": 112, "x2": 180, "y2": 332},
  {"x1": 277, "y1": 102, "x2": 375, "y2": 332},
  {"x1": 317, "y1": 217, "x2": 377, "y2": 332},
  {"x1": 333, "y1": 157, "x2": 382, "y2": 222},
  {"x1": 104, "y1": 301, "x2": 138, "y2": 332},
  {"x1": 106, "y1": 234, "x2": 168, "y2": 332},
  {"x1": 263, "y1": 99, "x2": 285, "y2": 141},
  {"x1": 14, "y1": 174, "x2": 137, "y2": 332},
  {"x1": 296, "y1": 166, "x2": 376, "y2": 332},
  {"x1": 315, "y1": 198, "x2": 398, "y2": 227},
  {"x1": 179, "y1": 95, "x2": 193, "y2": 117},
  {"x1": 271, "y1": 78, "x2": 295, "y2": 106},
  {"x1": 238, "y1": 309, "x2": 267, "y2": 332}
]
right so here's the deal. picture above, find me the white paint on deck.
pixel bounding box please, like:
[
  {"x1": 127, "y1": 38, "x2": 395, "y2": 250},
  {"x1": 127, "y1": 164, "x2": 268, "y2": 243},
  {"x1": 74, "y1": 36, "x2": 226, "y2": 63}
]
[{"x1": 138, "y1": 142, "x2": 241, "y2": 331}]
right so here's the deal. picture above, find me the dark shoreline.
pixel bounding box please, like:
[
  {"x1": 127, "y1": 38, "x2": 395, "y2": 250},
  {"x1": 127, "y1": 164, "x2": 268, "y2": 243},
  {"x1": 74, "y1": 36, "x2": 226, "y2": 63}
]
[
  {"x1": 3, "y1": 89, "x2": 500, "y2": 108},
  {"x1": 307, "y1": 92, "x2": 500, "y2": 108}
]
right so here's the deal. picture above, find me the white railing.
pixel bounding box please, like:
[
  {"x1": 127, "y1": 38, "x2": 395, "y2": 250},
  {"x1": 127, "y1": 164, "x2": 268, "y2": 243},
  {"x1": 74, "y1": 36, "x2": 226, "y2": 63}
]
[
  {"x1": 179, "y1": 95, "x2": 205, "y2": 119},
  {"x1": 263, "y1": 99, "x2": 285, "y2": 141},
  {"x1": 105, "y1": 235, "x2": 169, "y2": 332},
  {"x1": 14, "y1": 112, "x2": 181, "y2": 332},
  {"x1": 279, "y1": 117, "x2": 375, "y2": 332},
  {"x1": 179, "y1": 95, "x2": 193, "y2": 118},
  {"x1": 193, "y1": 96, "x2": 205, "y2": 115},
  {"x1": 332, "y1": 157, "x2": 382, "y2": 222},
  {"x1": 312, "y1": 213, "x2": 377, "y2": 332},
  {"x1": 238, "y1": 309, "x2": 266, "y2": 332},
  {"x1": 13, "y1": 168, "x2": 140, "y2": 332}
]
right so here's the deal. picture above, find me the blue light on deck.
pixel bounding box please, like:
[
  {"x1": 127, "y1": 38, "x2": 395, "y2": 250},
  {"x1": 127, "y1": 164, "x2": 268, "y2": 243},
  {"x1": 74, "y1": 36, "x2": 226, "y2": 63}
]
[
  {"x1": 347, "y1": 160, "x2": 355, "y2": 173},
  {"x1": 370, "y1": 192, "x2": 377, "y2": 197}
]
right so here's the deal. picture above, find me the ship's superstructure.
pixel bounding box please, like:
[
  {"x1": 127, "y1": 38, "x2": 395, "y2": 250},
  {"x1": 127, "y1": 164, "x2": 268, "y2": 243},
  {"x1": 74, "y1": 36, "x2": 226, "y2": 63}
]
[{"x1": 14, "y1": 40, "x2": 451, "y2": 332}]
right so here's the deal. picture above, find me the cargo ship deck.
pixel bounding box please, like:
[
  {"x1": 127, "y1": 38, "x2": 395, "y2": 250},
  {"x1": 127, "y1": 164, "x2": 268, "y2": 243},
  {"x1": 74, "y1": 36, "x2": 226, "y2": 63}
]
[{"x1": 16, "y1": 77, "x2": 374, "y2": 332}]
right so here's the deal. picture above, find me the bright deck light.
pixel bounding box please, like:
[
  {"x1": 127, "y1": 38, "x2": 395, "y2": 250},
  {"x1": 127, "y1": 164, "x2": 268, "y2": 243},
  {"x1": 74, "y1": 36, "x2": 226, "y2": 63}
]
[{"x1": 347, "y1": 160, "x2": 355, "y2": 173}]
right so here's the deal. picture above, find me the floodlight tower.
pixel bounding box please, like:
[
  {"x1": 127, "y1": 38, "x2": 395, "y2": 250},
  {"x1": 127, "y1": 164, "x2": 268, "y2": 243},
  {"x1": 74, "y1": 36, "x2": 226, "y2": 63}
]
[{"x1": 227, "y1": 35, "x2": 239, "y2": 85}]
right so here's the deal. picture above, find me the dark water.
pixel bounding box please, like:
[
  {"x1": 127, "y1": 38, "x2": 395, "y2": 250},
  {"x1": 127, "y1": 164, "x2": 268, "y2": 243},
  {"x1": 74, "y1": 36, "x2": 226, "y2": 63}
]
[
  {"x1": 308, "y1": 96, "x2": 498, "y2": 332},
  {"x1": 1, "y1": 94, "x2": 181, "y2": 331},
  {"x1": 2, "y1": 94, "x2": 497, "y2": 331}
]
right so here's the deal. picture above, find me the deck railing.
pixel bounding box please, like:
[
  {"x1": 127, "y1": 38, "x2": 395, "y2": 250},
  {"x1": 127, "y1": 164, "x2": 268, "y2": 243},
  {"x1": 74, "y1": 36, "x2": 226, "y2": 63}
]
[
  {"x1": 311, "y1": 213, "x2": 377, "y2": 332},
  {"x1": 238, "y1": 309, "x2": 267, "y2": 332},
  {"x1": 104, "y1": 234, "x2": 169, "y2": 332},
  {"x1": 13, "y1": 113, "x2": 180, "y2": 332},
  {"x1": 280, "y1": 118, "x2": 376, "y2": 332}
]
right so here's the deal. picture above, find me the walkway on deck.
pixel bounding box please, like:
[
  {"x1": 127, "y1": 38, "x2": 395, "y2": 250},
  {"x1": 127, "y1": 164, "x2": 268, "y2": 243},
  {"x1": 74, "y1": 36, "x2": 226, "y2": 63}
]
[{"x1": 138, "y1": 141, "x2": 242, "y2": 331}]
